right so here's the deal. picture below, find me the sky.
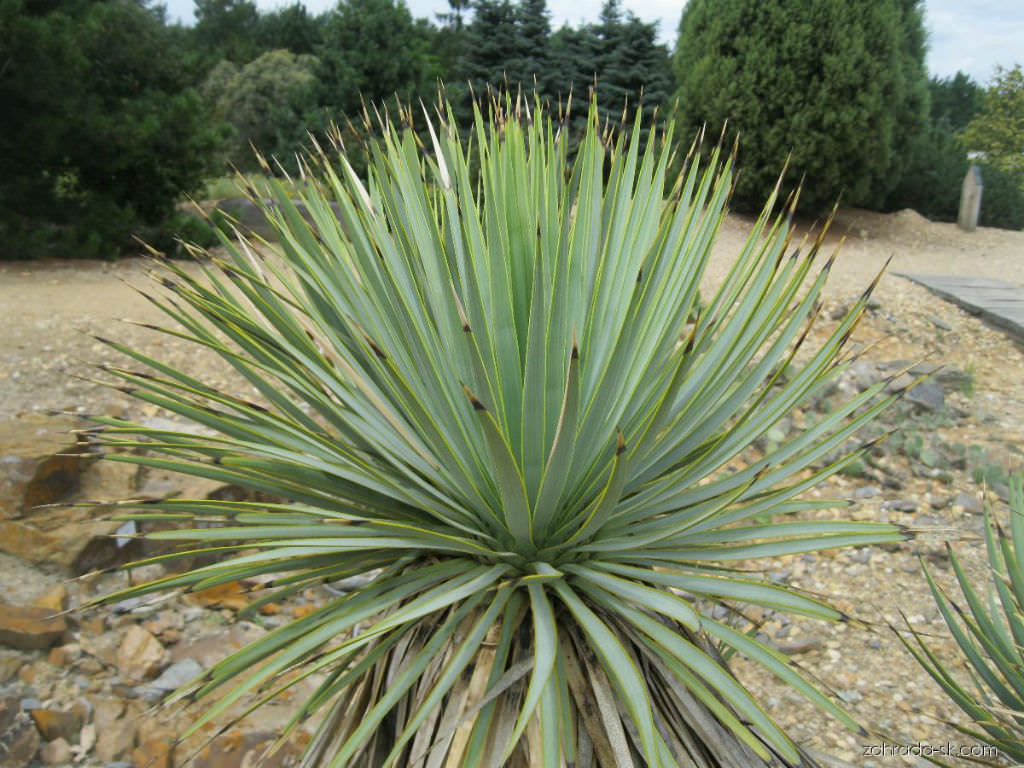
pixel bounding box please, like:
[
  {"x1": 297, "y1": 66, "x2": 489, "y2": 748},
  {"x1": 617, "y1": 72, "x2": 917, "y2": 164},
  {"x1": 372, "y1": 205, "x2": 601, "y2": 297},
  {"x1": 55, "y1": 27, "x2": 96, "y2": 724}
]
[{"x1": 163, "y1": 0, "x2": 1023, "y2": 84}]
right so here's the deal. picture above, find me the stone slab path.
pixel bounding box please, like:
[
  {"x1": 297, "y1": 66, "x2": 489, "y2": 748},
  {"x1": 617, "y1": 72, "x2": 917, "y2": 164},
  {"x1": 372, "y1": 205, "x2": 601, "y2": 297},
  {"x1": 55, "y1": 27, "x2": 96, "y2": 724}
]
[{"x1": 897, "y1": 272, "x2": 1024, "y2": 343}]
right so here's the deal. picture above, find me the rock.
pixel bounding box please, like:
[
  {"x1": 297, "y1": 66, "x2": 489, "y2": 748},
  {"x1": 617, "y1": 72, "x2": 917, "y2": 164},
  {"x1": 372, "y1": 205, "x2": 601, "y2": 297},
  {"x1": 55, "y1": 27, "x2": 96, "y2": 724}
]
[
  {"x1": 884, "y1": 499, "x2": 918, "y2": 513},
  {"x1": 953, "y1": 491, "x2": 984, "y2": 514},
  {"x1": 775, "y1": 636, "x2": 823, "y2": 655},
  {"x1": 39, "y1": 736, "x2": 73, "y2": 765},
  {"x1": 92, "y1": 698, "x2": 124, "y2": 731},
  {"x1": 845, "y1": 360, "x2": 882, "y2": 392},
  {"x1": 72, "y1": 721, "x2": 96, "y2": 761},
  {"x1": 0, "y1": 600, "x2": 67, "y2": 650},
  {"x1": 137, "y1": 658, "x2": 203, "y2": 702},
  {"x1": 116, "y1": 626, "x2": 168, "y2": 682},
  {"x1": 132, "y1": 728, "x2": 175, "y2": 768},
  {"x1": 0, "y1": 506, "x2": 128, "y2": 574},
  {"x1": 927, "y1": 315, "x2": 952, "y2": 331},
  {"x1": 91, "y1": 699, "x2": 136, "y2": 762},
  {"x1": 33, "y1": 583, "x2": 67, "y2": 612},
  {"x1": 183, "y1": 580, "x2": 250, "y2": 611},
  {"x1": 0, "y1": 653, "x2": 21, "y2": 682},
  {"x1": 852, "y1": 485, "x2": 881, "y2": 500},
  {"x1": 191, "y1": 729, "x2": 304, "y2": 768},
  {"x1": 0, "y1": 696, "x2": 41, "y2": 767},
  {"x1": 0, "y1": 414, "x2": 89, "y2": 518},
  {"x1": 170, "y1": 622, "x2": 265, "y2": 668},
  {"x1": 48, "y1": 642, "x2": 81, "y2": 667},
  {"x1": 28, "y1": 705, "x2": 86, "y2": 742},
  {"x1": 0, "y1": 696, "x2": 20, "y2": 735},
  {"x1": 906, "y1": 380, "x2": 945, "y2": 411},
  {"x1": 96, "y1": 719, "x2": 136, "y2": 763}
]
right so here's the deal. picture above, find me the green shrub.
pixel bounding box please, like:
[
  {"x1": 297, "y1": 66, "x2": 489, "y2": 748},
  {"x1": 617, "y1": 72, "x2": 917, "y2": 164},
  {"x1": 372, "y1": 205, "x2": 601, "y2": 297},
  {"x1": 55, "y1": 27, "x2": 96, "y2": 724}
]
[
  {"x1": 978, "y1": 162, "x2": 1024, "y2": 231},
  {"x1": 0, "y1": 0, "x2": 222, "y2": 259},
  {"x1": 673, "y1": 0, "x2": 929, "y2": 212},
  {"x1": 88, "y1": 98, "x2": 907, "y2": 766}
]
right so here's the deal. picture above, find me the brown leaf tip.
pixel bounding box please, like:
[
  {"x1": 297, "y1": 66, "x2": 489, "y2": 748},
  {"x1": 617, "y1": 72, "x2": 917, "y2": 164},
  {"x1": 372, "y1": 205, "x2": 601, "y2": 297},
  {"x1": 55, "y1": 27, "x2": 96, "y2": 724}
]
[{"x1": 462, "y1": 384, "x2": 486, "y2": 411}]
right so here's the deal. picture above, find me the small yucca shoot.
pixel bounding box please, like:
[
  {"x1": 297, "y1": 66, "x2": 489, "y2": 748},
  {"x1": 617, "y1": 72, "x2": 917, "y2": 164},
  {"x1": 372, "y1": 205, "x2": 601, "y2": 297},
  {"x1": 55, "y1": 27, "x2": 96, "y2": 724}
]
[
  {"x1": 900, "y1": 477, "x2": 1024, "y2": 764},
  {"x1": 88, "y1": 98, "x2": 909, "y2": 767}
]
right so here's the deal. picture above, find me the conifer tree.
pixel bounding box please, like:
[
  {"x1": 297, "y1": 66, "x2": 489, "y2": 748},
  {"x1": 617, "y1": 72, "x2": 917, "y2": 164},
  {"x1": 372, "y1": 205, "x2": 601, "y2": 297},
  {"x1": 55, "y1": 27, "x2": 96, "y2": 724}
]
[
  {"x1": 514, "y1": 0, "x2": 551, "y2": 92},
  {"x1": 674, "y1": 0, "x2": 930, "y2": 211}
]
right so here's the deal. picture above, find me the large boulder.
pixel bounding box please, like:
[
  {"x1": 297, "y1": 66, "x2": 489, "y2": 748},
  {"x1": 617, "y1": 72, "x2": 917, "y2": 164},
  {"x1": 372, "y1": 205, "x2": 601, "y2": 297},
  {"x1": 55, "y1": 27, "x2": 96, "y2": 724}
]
[
  {"x1": 0, "y1": 415, "x2": 90, "y2": 518},
  {"x1": 0, "y1": 505, "x2": 133, "y2": 575},
  {"x1": 0, "y1": 599, "x2": 67, "y2": 650}
]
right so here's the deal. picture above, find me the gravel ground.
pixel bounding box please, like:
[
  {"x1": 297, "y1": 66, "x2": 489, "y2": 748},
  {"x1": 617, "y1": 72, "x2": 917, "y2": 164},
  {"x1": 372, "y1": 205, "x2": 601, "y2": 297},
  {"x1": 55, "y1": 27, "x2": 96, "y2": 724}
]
[{"x1": 1, "y1": 206, "x2": 1023, "y2": 766}]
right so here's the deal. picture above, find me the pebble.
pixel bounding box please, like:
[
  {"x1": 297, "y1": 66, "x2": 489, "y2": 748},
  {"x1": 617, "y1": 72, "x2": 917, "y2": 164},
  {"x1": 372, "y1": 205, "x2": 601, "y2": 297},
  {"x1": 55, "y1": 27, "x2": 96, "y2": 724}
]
[
  {"x1": 884, "y1": 499, "x2": 918, "y2": 513},
  {"x1": 774, "y1": 636, "x2": 823, "y2": 655},
  {"x1": 852, "y1": 485, "x2": 882, "y2": 499},
  {"x1": 953, "y1": 490, "x2": 984, "y2": 514}
]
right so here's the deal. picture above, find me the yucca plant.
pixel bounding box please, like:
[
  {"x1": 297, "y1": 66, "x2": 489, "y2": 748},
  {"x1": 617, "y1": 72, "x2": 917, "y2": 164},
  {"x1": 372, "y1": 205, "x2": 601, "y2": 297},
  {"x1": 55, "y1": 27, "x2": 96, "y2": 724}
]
[
  {"x1": 87, "y1": 97, "x2": 910, "y2": 767},
  {"x1": 900, "y1": 477, "x2": 1024, "y2": 764}
]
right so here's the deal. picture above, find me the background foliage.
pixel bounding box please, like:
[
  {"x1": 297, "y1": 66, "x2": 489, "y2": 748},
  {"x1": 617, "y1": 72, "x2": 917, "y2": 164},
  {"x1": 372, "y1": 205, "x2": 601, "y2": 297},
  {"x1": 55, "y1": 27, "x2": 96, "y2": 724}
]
[
  {"x1": 673, "y1": 0, "x2": 929, "y2": 212},
  {"x1": 1, "y1": 0, "x2": 1021, "y2": 259},
  {"x1": 0, "y1": 0, "x2": 223, "y2": 258}
]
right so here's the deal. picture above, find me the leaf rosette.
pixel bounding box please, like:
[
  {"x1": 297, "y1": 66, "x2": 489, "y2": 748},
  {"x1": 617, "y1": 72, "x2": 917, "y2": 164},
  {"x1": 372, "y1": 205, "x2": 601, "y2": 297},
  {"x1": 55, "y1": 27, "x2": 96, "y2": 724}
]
[{"x1": 88, "y1": 97, "x2": 908, "y2": 767}]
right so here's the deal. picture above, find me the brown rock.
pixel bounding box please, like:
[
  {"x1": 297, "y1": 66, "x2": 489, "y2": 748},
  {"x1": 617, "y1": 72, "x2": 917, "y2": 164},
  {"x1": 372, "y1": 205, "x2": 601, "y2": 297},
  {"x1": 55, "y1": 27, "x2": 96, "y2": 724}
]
[
  {"x1": 0, "y1": 414, "x2": 88, "y2": 518},
  {"x1": 0, "y1": 521, "x2": 53, "y2": 561},
  {"x1": 48, "y1": 643, "x2": 82, "y2": 667},
  {"x1": 92, "y1": 698, "x2": 124, "y2": 732},
  {"x1": 117, "y1": 625, "x2": 167, "y2": 682},
  {"x1": 29, "y1": 705, "x2": 85, "y2": 743},
  {"x1": 191, "y1": 729, "x2": 303, "y2": 768},
  {"x1": 0, "y1": 652, "x2": 21, "y2": 682},
  {"x1": 39, "y1": 737, "x2": 73, "y2": 765},
  {"x1": 0, "y1": 600, "x2": 67, "y2": 650},
  {"x1": 33, "y1": 583, "x2": 67, "y2": 612},
  {"x1": 775, "y1": 636, "x2": 823, "y2": 655},
  {"x1": 79, "y1": 615, "x2": 106, "y2": 635},
  {"x1": 76, "y1": 657, "x2": 104, "y2": 674},
  {"x1": 95, "y1": 718, "x2": 136, "y2": 763},
  {"x1": 183, "y1": 580, "x2": 250, "y2": 611},
  {"x1": 0, "y1": 509, "x2": 125, "y2": 574},
  {"x1": 132, "y1": 728, "x2": 175, "y2": 768},
  {"x1": 170, "y1": 622, "x2": 265, "y2": 668},
  {"x1": 0, "y1": 696, "x2": 41, "y2": 767}
]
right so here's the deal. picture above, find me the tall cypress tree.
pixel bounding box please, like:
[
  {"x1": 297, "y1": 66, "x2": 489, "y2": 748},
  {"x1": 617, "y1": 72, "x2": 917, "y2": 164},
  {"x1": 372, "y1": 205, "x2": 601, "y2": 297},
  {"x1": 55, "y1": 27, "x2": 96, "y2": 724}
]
[{"x1": 674, "y1": 0, "x2": 930, "y2": 211}]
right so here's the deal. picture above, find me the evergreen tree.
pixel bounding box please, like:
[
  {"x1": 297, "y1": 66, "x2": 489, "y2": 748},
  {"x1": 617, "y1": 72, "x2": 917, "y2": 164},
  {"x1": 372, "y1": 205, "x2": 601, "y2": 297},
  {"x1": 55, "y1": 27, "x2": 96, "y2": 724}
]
[
  {"x1": 460, "y1": 0, "x2": 522, "y2": 97},
  {"x1": 548, "y1": 25, "x2": 595, "y2": 102},
  {"x1": 594, "y1": 3, "x2": 669, "y2": 127},
  {"x1": 316, "y1": 0, "x2": 438, "y2": 120},
  {"x1": 929, "y1": 71, "x2": 984, "y2": 132},
  {"x1": 514, "y1": 0, "x2": 551, "y2": 91},
  {"x1": 545, "y1": 2, "x2": 668, "y2": 145},
  {"x1": 674, "y1": 0, "x2": 930, "y2": 211},
  {"x1": 258, "y1": 3, "x2": 324, "y2": 56},
  {"x1": 434, "y1": 0, "x2": 470, "y2": 74},
  {"x1": 0, "y1": 0, "x2": 221, "y2": 257},
  {"x1": 194, "y1": 0, "x2": 261, "y2": 64}
]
